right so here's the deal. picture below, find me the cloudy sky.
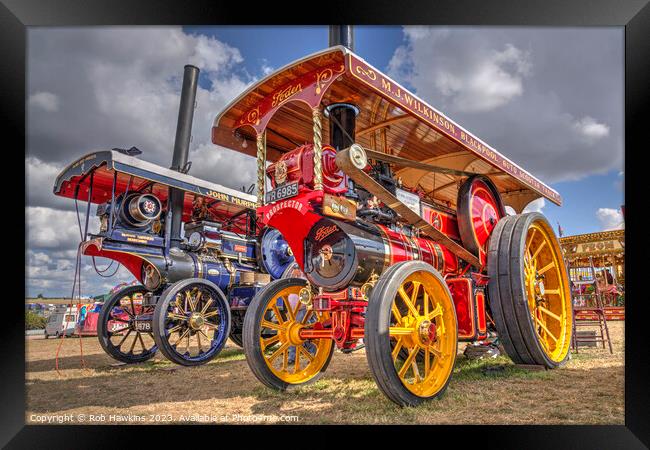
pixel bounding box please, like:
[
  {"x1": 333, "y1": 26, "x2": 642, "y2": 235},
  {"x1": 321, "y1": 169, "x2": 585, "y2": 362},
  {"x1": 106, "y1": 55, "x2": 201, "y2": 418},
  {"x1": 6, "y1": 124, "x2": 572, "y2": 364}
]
[{"x1": 26, "y1": 26, "x2": 624, "y2": 297}]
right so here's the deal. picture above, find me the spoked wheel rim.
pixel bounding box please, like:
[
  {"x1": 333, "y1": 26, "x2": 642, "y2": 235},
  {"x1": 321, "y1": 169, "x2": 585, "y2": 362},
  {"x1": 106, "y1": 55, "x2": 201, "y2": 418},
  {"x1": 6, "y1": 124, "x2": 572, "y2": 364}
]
[
  {"x1": 102, "y1": 288, "x2": 157, "y2": 362},
  {"x1": 523, "y1": 220, "x2": 572, "y2": 363},
  {"x1": 258, "y1": 284, "x2": 333, "y2": 384},
  {"x1": 388, "y1": 271, "x2": 457, "y2": 398},
  {"x1": 160, "y1": 283, "x2": 228, "y2": 363}
]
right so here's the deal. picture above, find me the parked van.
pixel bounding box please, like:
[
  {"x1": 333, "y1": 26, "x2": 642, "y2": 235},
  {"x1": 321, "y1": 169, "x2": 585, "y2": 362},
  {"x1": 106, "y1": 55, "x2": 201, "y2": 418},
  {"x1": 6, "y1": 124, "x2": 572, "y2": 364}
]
[{"x1": 45, "y1": 305, "x2": 78, "y2": 338}]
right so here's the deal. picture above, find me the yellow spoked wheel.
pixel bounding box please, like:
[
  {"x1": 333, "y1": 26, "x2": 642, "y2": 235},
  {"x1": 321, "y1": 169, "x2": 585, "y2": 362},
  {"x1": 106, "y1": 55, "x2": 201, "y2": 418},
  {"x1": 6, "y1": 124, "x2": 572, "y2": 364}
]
[
  {"x1": 243, "y1": 278, "x2": 334, "y2": 390},
  {"x1": 366, "y1": 261, "x2": 458, "y2": 407},
  {"x1": 487, "y1": 212, "x2": 572, "y2": 367}
]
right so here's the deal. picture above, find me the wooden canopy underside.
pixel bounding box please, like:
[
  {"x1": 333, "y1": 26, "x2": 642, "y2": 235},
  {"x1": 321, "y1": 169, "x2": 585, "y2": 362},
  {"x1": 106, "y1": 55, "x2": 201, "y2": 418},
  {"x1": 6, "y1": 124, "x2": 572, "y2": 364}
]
[{"x1": 212, "y1": 47, "x2": 561, "y2": 212}]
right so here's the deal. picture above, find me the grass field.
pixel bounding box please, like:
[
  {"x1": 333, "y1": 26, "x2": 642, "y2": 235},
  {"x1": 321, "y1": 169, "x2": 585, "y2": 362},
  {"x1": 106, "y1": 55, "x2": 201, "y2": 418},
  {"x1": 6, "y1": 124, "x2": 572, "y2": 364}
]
[{"x1": 26, "y1": 322, "x2": 624, "y2": 425}]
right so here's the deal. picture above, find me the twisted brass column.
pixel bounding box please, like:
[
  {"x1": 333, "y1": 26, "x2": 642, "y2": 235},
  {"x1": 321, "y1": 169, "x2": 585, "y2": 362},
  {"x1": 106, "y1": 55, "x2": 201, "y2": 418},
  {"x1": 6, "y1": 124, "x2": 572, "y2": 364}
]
[
  {"x1": 256, "y1": 131, "x2": 266, "y2": 206},
  {"x1": 312, "y1": 107, "x2": 323, "y2": 191}
]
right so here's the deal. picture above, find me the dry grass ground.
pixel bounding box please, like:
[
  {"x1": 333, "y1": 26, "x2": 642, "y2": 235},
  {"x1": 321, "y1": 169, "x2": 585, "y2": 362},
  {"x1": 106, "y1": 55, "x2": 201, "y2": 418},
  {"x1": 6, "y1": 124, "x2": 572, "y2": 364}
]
[{"x1": 26, "y1": 322, "x2": 624, "y2": 425}]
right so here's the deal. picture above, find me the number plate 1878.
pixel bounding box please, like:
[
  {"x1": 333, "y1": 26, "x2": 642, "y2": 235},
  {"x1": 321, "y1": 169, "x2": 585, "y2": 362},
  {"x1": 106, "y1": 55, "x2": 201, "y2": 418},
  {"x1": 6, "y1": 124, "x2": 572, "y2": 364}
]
[{"x1": 265, "y1": 182, "x2": 298, "y2": 203}]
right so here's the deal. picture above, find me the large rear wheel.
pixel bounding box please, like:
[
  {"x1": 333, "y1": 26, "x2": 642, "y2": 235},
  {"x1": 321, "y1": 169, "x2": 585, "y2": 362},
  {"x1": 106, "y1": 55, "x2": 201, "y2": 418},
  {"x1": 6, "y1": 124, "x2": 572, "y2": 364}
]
[
  {"x1": 243, "y1": 278, "x2": 334, "y2": 390},
  {"x1": 487, "y1": 212, "x2": 572, "y2": 367},
  {"x1": 365, "y1": 261, "x2": 458, "y2": 407}
]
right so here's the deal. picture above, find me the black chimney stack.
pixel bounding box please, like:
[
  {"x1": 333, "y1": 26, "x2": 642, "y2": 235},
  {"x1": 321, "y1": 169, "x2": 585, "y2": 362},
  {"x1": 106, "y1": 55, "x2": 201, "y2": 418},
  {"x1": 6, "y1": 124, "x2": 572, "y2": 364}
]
[
  {"x1": 326, "y1": 26, "x2": 358, "y2": 151},
  {"x1": 329, "y1": 25, "x2": 354, "y2": 50},
  {"x1": 169, "y1": 64, "x2": 199, "y2": 248}
]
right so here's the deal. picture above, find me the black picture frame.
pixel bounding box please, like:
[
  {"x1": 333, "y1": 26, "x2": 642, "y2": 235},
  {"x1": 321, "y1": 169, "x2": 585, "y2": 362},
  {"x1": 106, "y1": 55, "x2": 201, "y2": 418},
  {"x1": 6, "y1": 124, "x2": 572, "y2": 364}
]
[{"x1": 7, "y1": 0, "x2": 649, "y2": 447}]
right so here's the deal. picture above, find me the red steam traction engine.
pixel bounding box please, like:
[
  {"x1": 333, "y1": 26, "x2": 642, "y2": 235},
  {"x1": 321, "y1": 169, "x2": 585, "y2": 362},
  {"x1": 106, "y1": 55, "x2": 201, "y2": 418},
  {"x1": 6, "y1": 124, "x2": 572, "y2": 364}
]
[{"x1": 211, "y1": 28, "x2": 572, "y2": 406}]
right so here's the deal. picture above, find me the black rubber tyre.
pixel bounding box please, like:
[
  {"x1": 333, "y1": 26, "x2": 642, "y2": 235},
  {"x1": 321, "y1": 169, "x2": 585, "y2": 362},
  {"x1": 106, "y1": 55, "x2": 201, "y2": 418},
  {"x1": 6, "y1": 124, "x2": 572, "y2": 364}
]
[
  {"x1": 243, "y1": 278, "x2": 335, "y2": 391},
  {"x1": 153, "y1": 279, "x2": 231, "y2": 366},
  {"x1": 97, "y1": 285, "x2": 158, "y2": 364},
  {"x1": 229, "y1": 330, "x2": 244, "y2": 348},
  {"x1": 487, "y1": 212, "x2": 572, "y2": 368},
  {"x1": 365, "y1": 261, "x2": 458, "y2": 407}
]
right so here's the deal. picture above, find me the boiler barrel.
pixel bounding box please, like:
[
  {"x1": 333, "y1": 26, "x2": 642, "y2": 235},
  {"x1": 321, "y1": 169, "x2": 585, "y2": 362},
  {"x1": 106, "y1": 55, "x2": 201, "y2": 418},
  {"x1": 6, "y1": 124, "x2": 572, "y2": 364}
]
[{"x1": 304, "y1": 218, "x2": 458, "y2": 291}]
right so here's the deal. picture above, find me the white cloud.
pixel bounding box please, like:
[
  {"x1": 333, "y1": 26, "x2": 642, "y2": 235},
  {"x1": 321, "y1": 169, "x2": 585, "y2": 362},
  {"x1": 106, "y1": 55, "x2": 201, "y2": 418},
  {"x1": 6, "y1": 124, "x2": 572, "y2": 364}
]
[
  {"x1": 573, "y1": 116, "x2": 610, "y2": 143},
  {"x1": 26, "y1": 206, "x2": 95, "y2": 250},
  {"x1": 390, "y1": 28, "x2": 532, "y2": 113},
  {"x1": 596, "y1": 208, "x2": 624, "y2": 230},
  {"x1": 26, "y1": 27, "x2": 268, "y2": 297},
  {"x1": 386, "y1": 27, "x2": 623, "y2": 184},
  {"x1": 28, "y1": 91, "x2": 60, "y2": 112}
]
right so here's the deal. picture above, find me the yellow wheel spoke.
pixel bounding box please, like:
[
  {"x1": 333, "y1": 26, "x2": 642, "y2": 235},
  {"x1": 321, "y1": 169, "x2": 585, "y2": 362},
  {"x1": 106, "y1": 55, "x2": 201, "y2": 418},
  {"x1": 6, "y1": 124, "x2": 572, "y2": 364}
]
[
  {"x1": 204, "y1": 322, "x2": 219, "y2": 330},
  {"x1": 300, "y1": 308, "x2": 314, "y2": 325},
  {"x1": 261, "y1": 334, "x2": 281, "y2": 350},
  {"x1": 423, "y1": 291, "x2": 429, "y2": 316},
  {"x1": 268, "y1": 342, "x2": 290, "y2": 364},
  {"x1": 424, "y1": 347, "x2": 430, "y2": 377},
  {"x1": 429, "y1": 345, "x2": 442, "y2": 359},
  {"x1": 299, "y1": 345, "x2": 314, "y2": 363},
  {"x1": 535, "y1": 316, "x2": 558, "y2": 342},
  {"x1": 531, "y1": 240, "x2": 547, "y2": 263},
  {"x1": 294, "y1": 348, "x2": 301, "y2": 373},
  {"x1": 538, "y1": 305, "x2": 562, "y2": 322},
  {"x1": 398, "y1": 287, "x2": 419, "y2": 317},
  {"x1": 389, "y1": 327, "x2": 413, "y2": 336},
  {"x1": 391, "y1": 304, "x2": 403, "y2": 322},
  {"x1": 526, "y1": 228, "x2": 538, "y2": 253},
  {"x1": 410, "y1": 281, "x2": 422, "y2": 306},
  {"x1": 392, "y1": 338, "x2": 403, "y2": 363},
  {"x1": 283, "y1": 297, "x2": 296, "y2": 322},
  {"x1": 411, "y1": 359, "x2": 421, "y2": 382},
  {"x1": 261, "y1": 320, "x2": 281, "y2": 330},
  {"x1": 282, "y1": 347, "x2": 289, "y2": 371},
  {"x1": 428, "y1": 303, "x2": 443, "y2": 320},
  {"x1": 398, "y1": 347, "x2": 419, "y2": 378},
  {"x1": 537, "y1": 261, "x2": 555, "y2": 276},
  {"x1": 271, "y1": 304, "x2": 285, "y2": 325}
]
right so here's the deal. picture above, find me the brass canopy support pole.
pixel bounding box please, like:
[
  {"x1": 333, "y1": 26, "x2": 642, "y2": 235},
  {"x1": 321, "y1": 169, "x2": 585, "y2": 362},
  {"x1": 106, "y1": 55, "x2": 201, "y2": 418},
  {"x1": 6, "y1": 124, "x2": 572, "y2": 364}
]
[
  {"x1": 312, "y1": 107, "x2": 323, "y2": 191},
  {"x1": 256, "y1": 131, "x2": 266, "y2": 206}
]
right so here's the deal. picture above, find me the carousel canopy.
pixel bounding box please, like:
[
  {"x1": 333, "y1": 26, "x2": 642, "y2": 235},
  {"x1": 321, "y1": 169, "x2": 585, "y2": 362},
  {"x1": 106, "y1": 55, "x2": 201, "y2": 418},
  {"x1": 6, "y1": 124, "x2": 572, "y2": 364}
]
[
  {"x1": 560, "y1": 229, "x2": 625, "y2": 261},
  {"x1": 212, "y1": 46, "x2": 561, "y2": 212}
]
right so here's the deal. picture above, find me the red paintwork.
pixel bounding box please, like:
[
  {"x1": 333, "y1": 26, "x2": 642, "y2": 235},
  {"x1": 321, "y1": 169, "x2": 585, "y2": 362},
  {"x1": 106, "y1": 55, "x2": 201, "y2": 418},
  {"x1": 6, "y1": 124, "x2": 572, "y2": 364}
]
[
  {"x1": 259, "y1": 147, "x2": 486, "y2": 349},
  {"x1": 56, "y1": 163, "x2": 250, "y2": 232},
  {"x1": 377, "y1": 224, "x2": 459, "y2": 275},
  {"x1": 258, "y1": 190, "x2": 324, "y2": 267},
  {"x1": 267, "y1": 144, "x2": 348, "y2": 194},
  {"x1": 475, "y1": 289, "x2": 487, "y2": 339},
  {"x1": 421, "y1": 204, "x2": 461, "y2": 241},
  {"x1": 468, "y1": 178, "x2": 503, "y2": 266},
  {"x1": 82, "y1": 240, "x2": 145, "y2": 284}
]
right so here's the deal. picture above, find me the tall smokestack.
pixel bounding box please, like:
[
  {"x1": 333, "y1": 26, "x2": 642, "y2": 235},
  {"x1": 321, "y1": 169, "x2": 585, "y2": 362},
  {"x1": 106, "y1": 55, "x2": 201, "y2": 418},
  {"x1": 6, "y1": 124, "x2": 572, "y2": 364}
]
[
  {"x1": 169, "y1": 64, "x2": 199, "y2": 248},
  {"x1": 326, "y1": 26, "x2": 358, "y2": 151},
  {"x1": 329, "y1": 25, "x2": 354, "y2": 50}
]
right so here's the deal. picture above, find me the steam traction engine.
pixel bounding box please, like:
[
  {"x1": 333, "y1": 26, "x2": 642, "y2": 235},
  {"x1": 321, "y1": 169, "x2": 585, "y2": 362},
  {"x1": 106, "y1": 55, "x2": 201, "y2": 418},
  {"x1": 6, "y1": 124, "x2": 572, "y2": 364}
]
[
  {"x1": 53, "y1": 66, "x2": 296, "y2": 366},
  {"x1": 212, "y1": 37, "x2": 573, "y2": 406}
]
